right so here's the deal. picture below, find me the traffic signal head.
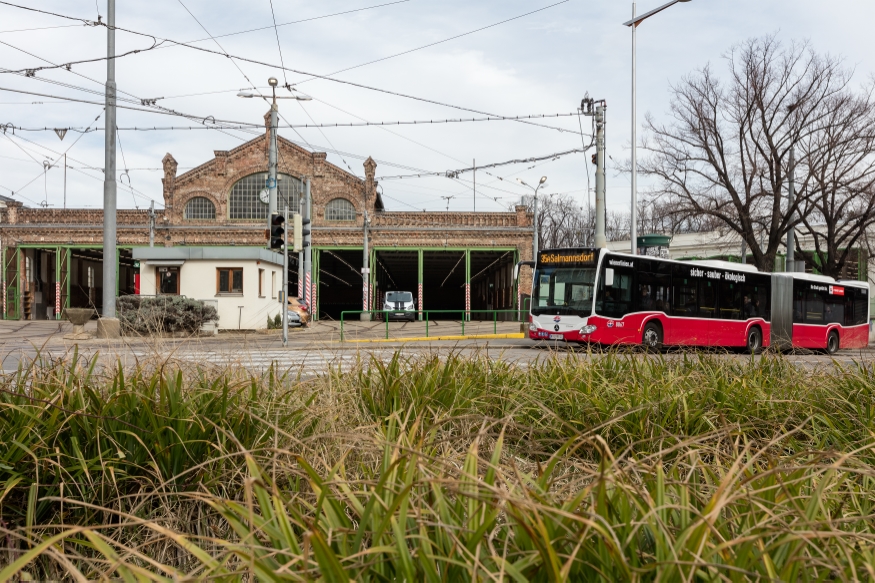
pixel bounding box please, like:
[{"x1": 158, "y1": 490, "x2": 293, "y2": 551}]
[
  {"x1": 293, "y1": 213, "x2": 303, "y2": 252},
  {"x1": 302, "y1": 217, "x2": 312, "y2": 248},
  {"x1": 269, "y1": 213, "x2": 285, "y2": 250},
  {"x1": 591, "y1": 153, "x2": 597, "y2": 165}
]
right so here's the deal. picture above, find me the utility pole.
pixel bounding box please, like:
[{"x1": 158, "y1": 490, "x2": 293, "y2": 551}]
[
  {"x1": 631, "y1": 2, "x2": 637, "y2": 255},
  {"x1": 786, "y1": 146, "x2": 796, "y2": 272},
  {"x1": 473, "y1": 159, "x2": 476, "y2": 212},
  {"x1": 581, "y1": 96, "x2": 607, "y2": 249},
  {"x1": 282, "y1": 205, "x2": 289, "y2": 346},
  {"x1": 533, "y1": 194, "x2": 539, "y2": 259},
  {"x1": 267, "y1": 78, "x2": 279, "y2": 230},
  {"x1": 63, "y1": 153, "x2": 66, "y2": 210},
  {"x1": 99, "y1": 0, "x2": 119, "y2": 338},
  {"x1": 361, "y1": 209, "x2": 370, "y2": 321},
  {"x1": 594, "y1": 104, "x2": 607, "y2": 249},
  {"x1": 148, "y1": 200, "x2": 155, "y2": 247}
]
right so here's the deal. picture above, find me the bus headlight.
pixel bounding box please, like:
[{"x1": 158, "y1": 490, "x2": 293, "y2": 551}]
[
  {"x1": 529, "y1": 321, "x2": 539, "y2": 332},
  {"x1": 580, "y1": 325, "x2": 597, "y2": 335}
]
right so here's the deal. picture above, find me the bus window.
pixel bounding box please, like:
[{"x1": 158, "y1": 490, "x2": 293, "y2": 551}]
[
  {"x1": 844, "y1": 287, "x2": 869, "y2": 326},
  {"x1": 793, "y1": 283, "x2": 805, "y2": 323},
  {"x1": 699, "y1": 279, "x2": 717, "y2": 318},
  {"x1": 596, "y1": 265, "x2": 633, "y2": 319},
  {"x1": 636, "y1": 264, "x2": 670, "y2": 314},
  {"x1": 672, "y1": 278, "x2": 697, "y2": 317},
  {"x1": 824, "y1": 296, "x2": 844, "y2": 324},
  {"x1": 744, "y1": 276, "x2": 770, "y2": 320},
  {"x1": 719, "y1": 279, "x2": 743, "y2": 320},
  {"x1": 805, "y1": 290, "x2": 824, "y2": 324}
]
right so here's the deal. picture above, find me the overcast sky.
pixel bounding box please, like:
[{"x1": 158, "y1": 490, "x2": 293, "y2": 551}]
[{"x1": 1, "y1": 0, "x2": 874, "y2": 216}]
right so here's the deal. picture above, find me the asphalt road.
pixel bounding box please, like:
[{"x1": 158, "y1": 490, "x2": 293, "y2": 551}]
[{"x1": 2, "y1": 320, "x2": 874, "y2": 374}]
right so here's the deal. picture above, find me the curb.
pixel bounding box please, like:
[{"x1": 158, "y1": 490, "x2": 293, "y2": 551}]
[{"x1": 342, "y1": 333, "x2": 526, "y2": 343}]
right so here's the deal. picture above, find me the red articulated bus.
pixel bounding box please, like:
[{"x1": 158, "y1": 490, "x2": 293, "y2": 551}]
[{"x1": 523, "y1": 248, "x2": 869, "y2": 353}]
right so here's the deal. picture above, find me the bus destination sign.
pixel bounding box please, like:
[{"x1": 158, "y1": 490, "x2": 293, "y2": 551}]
[{"x1": 538, "y1": 250, "x2": 597, "y2": 266}]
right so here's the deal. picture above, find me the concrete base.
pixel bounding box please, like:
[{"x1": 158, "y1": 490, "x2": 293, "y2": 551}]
[
  {"x1": 63, "y1": 323, "x2": 92, "y2": 340},
  {"x1": 360, "y1": 313, "x2": 372, "y2": 322},
  {"x1": 96, "y1": 318, "x2": 121, "y2": 339}
]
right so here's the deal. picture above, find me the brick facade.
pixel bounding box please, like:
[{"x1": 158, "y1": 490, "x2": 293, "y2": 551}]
[{"x1": 1, "y1": 118, "x2": 534, "y2": 319}]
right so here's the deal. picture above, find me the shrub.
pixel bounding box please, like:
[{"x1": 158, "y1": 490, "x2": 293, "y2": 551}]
[{"x1": 117, "y1": 295, "x2": 218, "y2": 335}]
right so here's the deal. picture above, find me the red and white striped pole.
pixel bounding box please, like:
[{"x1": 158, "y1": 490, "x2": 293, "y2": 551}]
[
  {"x1": 55, "y1": 281, "x2": 60, "y2": 320},
  {"x1": 465, "y1": 283, "x2": 471, "y2": 320},
  {"x1": 418, "y1": 282, "x2": 423, "y2": 320}
]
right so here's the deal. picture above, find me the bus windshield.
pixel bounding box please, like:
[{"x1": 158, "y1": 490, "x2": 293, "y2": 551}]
[{"x1": 532, "y1": 267, "x2": 596, "y2": 316}]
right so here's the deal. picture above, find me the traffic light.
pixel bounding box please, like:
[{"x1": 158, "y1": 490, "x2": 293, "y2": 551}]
[
  {"x1": 302, "y1": 216, "x2": 311, "y2": 248},
  {"x1": 269, "y1": 212, "x2": 285, "y2": 250},
  {"x1": 292, "y1": 213, "x2": 303, "y2": 252},
  {"x1": 591, "y1": 153, "x2": 597, "y2": 165}
]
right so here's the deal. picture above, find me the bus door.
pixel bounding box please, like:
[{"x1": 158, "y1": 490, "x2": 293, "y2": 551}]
[{"x1": 714, "y1": 275, "x2": 744, "y2": 345}]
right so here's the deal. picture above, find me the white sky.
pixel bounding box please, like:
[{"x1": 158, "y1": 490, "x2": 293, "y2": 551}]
[{"x1": 1, "y1": 0, "x2": 873, "y2": 215}]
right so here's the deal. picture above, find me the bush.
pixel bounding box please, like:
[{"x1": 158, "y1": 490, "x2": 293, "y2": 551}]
[
  {"x1": 117, "y1": 295, "x2": 218, "y2": 335},
  {"x1": 266, "y1": 312, "x2": 282, "y2": 329}
]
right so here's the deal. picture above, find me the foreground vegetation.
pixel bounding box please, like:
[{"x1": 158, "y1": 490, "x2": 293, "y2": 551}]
[{"x1": 2, "y1": 349, "x2": 875, "y2": 580}]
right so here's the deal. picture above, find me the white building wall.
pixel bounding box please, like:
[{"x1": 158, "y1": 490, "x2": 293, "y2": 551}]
[{"x1": 138, "y1": 259, "x2": 282, "y2": 330}]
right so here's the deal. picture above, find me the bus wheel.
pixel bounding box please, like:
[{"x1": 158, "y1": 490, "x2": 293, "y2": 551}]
[
  {"x1": 826, "y1": 331, "x2": 840, "y2": 355},
  {"x1": 642, "y1": 322, "x2": 663, "y2": 352},
  {"x1": 746, "y1": 326, "x2": 762, "y2": 354}
]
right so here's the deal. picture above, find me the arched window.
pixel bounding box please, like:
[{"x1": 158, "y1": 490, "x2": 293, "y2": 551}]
[
  {"x1": 183, "y1": 196, "x2": 216, "y2": 220},
  {"x1": 325, "y1": 198, "x2": 356, "y2": 221},
  {"x1": 229, "y1": 173, "x2": 302, "y2": 220}
]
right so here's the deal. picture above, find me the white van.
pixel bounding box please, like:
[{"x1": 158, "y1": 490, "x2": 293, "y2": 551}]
[{"x1": 384, "y1": 291, "x2": 416, "y2": 322}]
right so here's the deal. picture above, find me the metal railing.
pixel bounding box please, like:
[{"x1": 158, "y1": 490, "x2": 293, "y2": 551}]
[{"x1": 340, "y1": 309, "x2": 529, "y2": 341}]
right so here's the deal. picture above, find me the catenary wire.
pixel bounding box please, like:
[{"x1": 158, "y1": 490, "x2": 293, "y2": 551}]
[
  {"x1": 293, "y1": 0, "x2": 569, "y2": 86},
  {"x1": 0, "y1": 3, "x2": 582, "y2": 136}
]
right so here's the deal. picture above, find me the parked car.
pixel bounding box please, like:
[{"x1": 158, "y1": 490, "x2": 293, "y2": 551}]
[
  {"x1": 384, "y1": 291, "x2": 416, "y2": 322},
  {"x1": 287, "y1": 297, "x2": 309, "y2": 327}
]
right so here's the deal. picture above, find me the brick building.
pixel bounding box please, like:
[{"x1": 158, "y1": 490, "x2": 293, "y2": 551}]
[{"x1": 0, "y1": 115, "x2": 534, "y2": 321}]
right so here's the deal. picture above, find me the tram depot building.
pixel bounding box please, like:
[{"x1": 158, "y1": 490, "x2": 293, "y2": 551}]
[{"x1": 0, "y1": 116, "x2": 533, "y2": 327}]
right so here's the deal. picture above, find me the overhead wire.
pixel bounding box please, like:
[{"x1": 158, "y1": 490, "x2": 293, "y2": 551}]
[
  {"x1": 267, "y1": 0, "x2": 287, "y2": 86},
  {"x1": 0, "y1": 2, "x2": 582, "y2": 136},
  {"x1": 293, "y1": 0, "x2": 570, "y2": 86}
]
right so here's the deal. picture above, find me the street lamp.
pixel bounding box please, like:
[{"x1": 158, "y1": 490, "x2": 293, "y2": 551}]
[
  {"x1": 517, "y1": 176, "x2": 548, "y2": 261},
  {"x1": 624, "y1": 0, "x2": 692, "y2": 255}
]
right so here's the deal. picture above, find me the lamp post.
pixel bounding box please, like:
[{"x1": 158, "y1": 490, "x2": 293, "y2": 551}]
[
  {"x1": 517, "y1": 176, "x2": 548, "y2": 261},
  {"x1": 624, "y1": 0, "x2": 692, "y2": 255}
]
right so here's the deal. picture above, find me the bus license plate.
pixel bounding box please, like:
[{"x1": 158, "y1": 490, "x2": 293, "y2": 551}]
[
  {"x1": 549, "y1": 334, "x2": 564, "y2": 340},
  {"x1": 395, "y1": 313, "x2": 405, "y2": 317}
]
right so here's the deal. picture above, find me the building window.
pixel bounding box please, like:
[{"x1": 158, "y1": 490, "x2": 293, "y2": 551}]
[
  {"x1": 271, "y1": 271, "x2": 276, "y2": 299},
  {"x1": 157, "y1": 267, "x2": 179, "y2": 295},
  {"x1": 325, "y1": 198, "x2": 356, "y2": 222},
  {"x1": 184, "y1": 196, "x2": 216, "y2": 220},
  {"x1": 229, "y1": 173, "x2": 302, "y2": 220},
  {"x1": 258, "y1": 268, "x2": 265, "y2": 297},
  {"x1": 217, "y1": 268, "x2": 243, "y2": 294}
]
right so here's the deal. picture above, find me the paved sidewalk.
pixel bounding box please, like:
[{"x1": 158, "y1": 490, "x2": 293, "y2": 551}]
[{"x1": 0, "y1": 318, "x2": 525, "y2": 344}]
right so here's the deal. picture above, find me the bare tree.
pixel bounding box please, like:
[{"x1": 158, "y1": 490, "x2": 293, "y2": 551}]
[
  {"x1": 640, "y1": 35, "x2": 875, "y2": 275},
  {"x1": 517, "y1": 194, "x2": 718, "y2": 249}
]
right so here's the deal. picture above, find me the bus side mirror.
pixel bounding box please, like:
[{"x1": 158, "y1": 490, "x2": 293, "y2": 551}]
[{"x1": 605, "y1": 268, "x2": 615, "y2": 287}]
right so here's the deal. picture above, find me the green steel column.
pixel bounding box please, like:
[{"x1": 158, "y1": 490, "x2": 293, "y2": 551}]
[
  {"x1": 370, "y1": 247, "x2": 377, "y2": 311},
  {"x1": 418, "y1": 249, "x2": 424, "y2": 321},
  {"x1": 55, "y1": 246, "x2": 61, "y2": 320},
  {"x1": 116, "y1": 247, "x2": 121, "y2": 296},
  {"x1": 313, "y1": 249, "x2": 320, "y2": 321},
  {"x1": 16, "y1": 247, "x2": 22, "y2": 320},
  {"x1": 64, "y1": 247, "x2": 71, "y2": 317},
  {"x1": 465, "y1": 249, "x2": 471, "y2": 321}
]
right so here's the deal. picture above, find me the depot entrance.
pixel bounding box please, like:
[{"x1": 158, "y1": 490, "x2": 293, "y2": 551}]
[
  {"x1": 373, "y1": 250, "x2": 419, "y2": 313},
  {"x1": 316, "y1": 249, "x2": 364, "y2": 320}
]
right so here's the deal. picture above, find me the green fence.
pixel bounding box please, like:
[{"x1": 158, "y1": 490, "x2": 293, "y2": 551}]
[{"x1": 340, "y1": 309, "x2": 528, "y2": 341}]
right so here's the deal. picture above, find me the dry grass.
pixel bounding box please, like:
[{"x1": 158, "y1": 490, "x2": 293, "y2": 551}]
[{"x1": 1, "y1": 349, "x2": 875, "y2": 581}]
